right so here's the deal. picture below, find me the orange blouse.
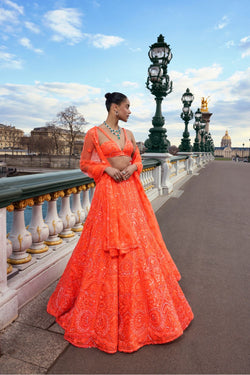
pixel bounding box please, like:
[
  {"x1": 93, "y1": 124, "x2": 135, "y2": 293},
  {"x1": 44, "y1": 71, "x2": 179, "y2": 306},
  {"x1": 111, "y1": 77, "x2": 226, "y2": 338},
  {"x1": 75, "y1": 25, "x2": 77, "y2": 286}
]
[{"x1": 80, "y1": 126, "x2": 143, "y2": 183}]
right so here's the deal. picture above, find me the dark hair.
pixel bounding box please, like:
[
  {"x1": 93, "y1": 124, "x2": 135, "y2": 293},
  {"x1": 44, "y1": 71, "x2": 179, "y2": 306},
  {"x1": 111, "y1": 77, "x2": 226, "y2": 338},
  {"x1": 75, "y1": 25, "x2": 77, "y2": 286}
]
[{"x1": 105, "y1": 92, "x2": 127, "y2": 112}]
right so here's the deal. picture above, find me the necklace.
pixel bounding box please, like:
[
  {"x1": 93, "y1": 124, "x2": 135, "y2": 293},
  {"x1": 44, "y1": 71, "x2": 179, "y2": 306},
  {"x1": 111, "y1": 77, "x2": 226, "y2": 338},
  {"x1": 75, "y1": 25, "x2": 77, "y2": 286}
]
[{"x1": 104, "y1": 121, "x2": 121, "y2": 139}]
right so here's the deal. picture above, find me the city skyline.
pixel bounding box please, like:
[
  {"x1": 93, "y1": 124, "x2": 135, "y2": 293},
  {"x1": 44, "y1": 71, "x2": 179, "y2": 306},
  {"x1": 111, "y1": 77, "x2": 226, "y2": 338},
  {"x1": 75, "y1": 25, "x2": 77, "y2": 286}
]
[{"x1": 0, "y1": 0, "x2": 249, "y2": 147}]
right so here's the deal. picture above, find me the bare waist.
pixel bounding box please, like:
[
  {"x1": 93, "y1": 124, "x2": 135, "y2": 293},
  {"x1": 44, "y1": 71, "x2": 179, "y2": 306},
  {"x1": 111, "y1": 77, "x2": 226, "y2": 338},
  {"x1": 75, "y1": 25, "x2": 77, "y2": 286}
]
[{"x1": 107, "y1": 155, "x2": 132, "y2": 171}]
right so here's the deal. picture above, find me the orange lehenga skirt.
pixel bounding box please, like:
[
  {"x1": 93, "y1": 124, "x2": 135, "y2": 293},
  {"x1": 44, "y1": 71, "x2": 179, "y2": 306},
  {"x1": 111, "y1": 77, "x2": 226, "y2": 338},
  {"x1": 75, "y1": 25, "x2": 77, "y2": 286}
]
[{"x1": 47, "y1": 173, "x2": 193, "y2": 353}]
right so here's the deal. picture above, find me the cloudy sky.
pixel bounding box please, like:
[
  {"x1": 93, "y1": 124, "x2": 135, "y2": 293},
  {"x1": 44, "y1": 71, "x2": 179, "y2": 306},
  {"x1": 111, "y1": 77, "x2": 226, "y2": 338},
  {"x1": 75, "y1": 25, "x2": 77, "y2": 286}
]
[{"x1": 0, "y1": 0, "x2": 249, "y2": 147}]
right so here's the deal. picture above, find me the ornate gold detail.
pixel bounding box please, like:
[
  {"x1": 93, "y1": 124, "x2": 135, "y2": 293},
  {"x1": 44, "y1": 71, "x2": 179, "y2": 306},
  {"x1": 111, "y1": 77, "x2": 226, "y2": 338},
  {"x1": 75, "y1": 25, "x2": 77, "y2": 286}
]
[
  {"x1": 14, "y1": 198, "x2": 34, "y2": 210},
  {"x1": 37, "y1": 226, "x2": 41, "y2": 242},
  {"x1": 7, "y1": 263, "x2": 13, "y2": 274},
  {"x1": 201, "y1": 96, "x2": 210, "y2": 112},
  {"x1": 64, "y1": 187, "x2": 77, "y2": 196},
  {"x1": 8, "y1": 253, "x2": 32, "y2": 265},
  {"x1": 66, "y1": 214, "x2": 70, "y2": 227},
  {"x1": 50, "y1": 191, "x2": 65, "y2": 200},
  {"x1": 52, "y1": 220, "x2": 56, "y2": 235},
  {"x1": 142, "y1": 167, "x2": 155, "y2": 172},
  {"x1": 59, "y1": 232, "x2": 75, "y2": 238},
  {"x1": 27, "y1": 245, "x2": 49, "y2": 254},
  {"x1": 44, "y1": 238, "x2": 63, "y2": 246},
  {"x1": 77, "y1": 185, "x2": 87, "y2": 192},
  {"x1": 18, "y1": 234, "x2": 23, "y2": 250},
  {"x1": 87, "y1": 182, "x2": 95, "y2": 189},
  {"x1": 72, "y1": 226, "x2": 83, "y2": 232},
  {"x1": 7, "y1": 204, "x2": 14, "y2": 212},
  {"x1": 34, "y1": 194, "x2": 51, "y2": 205}
]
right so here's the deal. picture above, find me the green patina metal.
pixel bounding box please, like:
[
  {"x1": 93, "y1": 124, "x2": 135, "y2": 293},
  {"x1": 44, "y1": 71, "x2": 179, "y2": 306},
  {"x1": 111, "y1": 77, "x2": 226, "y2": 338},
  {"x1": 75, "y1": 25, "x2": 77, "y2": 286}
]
[
  {"x1": 0, "y1": 159, "x2": 161, "y2": 209},
  {"x1": 179, "y1": 88, "x2": 194, "y2": 152},
  {"x1": 145, "y1": 34, "x2": 173, "y2": 153}
]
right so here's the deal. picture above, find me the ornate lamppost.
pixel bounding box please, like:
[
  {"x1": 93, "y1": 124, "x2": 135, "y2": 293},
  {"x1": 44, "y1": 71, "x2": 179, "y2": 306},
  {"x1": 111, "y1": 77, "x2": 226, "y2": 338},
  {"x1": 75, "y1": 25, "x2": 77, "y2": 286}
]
[
  {"x1": 144, "y1": 34, "x2": 173, "y2": 153},
  {"x1": 199, "y1": 126, "x2": 206, "y2": 152},
  {"x1": 206, "y1": 132, "x2": 212, "y2": 152},
  {"x1": 248, "y1": 138, "x2": 250, "y2": 163},
  {"x1": 179, "y1": 88, "x2": 194, "y2": 152},
  {"x1": 210, "y1": 138, "x2": 215, "y2": 154},
  {"x1": 204, "y1": 132, "x2": 209, "y2": 152},
  {"x1": 193, "y1": 108, "x2": 202, "y2": 152}
]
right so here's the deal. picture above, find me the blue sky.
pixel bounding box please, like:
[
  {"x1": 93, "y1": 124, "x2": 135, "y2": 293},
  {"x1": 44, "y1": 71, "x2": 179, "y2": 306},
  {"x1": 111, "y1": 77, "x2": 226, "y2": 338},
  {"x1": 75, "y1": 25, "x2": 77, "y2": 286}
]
[{"x1": 0, "y1": 0, "x2": 250, "y2": 147}]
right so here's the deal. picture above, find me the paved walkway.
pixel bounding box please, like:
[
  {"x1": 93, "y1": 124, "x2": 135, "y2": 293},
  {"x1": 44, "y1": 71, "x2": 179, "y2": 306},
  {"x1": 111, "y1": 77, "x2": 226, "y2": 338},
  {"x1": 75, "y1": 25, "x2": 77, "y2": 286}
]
[{"x1": 0, "y1": 161, "x2": 249, "y2": 374}]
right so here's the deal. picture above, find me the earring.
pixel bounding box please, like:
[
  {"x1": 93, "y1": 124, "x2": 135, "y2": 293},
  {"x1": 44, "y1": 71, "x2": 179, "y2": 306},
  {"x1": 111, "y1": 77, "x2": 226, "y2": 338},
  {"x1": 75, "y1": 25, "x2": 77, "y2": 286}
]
[{"x1": 115, "y1": 111, "x2": 119, "y2": 116}]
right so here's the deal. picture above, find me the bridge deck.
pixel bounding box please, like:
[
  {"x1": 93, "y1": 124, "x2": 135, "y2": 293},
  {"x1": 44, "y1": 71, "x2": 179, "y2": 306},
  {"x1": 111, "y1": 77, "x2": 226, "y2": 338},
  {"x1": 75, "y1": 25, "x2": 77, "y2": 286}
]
[{"x1": 0, "y1": 161, "x2": 249, "y2": 374}]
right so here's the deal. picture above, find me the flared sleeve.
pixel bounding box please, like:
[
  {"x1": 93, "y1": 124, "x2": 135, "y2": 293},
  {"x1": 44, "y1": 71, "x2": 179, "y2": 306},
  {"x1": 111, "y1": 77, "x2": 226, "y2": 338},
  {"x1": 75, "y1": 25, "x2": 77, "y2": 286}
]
[
  {"x1": 131, "y1": 146, "x2": 143, "y2": 175},
  {"x1": 80, "y1": 128, "x2": 110, "y2": 183}
]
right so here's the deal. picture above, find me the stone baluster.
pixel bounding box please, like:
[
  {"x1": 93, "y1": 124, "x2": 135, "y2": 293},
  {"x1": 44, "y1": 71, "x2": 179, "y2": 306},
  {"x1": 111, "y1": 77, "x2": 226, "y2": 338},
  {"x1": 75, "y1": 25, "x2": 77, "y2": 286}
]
[
  {"x1": 82, "y1": 186, "x2": 91, "y2": 216},
  {"x1": 58, "y1": 188, "x2": 76, "y2": 240},
  {"x1": 71, "y1": 186, "x2": 85, "y2": 232},
  {"x1": 44, "y1": 191, "x2": 64, "y2": 247},
  {"x1": 149, "y1": 168, "x2": 154, "y2": 185},
  {"x1": 88, "y1": 182, "x2": 95, "y2": 203},
  {"x1": 153, "y1": 164, "x2": 162, "y2": 195},
  {"x1": 26, "y1": 194, "x2": 50, "y2": 256},
  {"x1": 7, "y1": 199, "x2": 34, "y2": 268},
  {"x1": 6, "y1": 239, "x2": 13, "y2": 274},
  {"x1": 146, "y1": 169, "x2": 150, "y2": 186},
  {"x1": 140, "y1": 170, "x2": 146, "y2": 188},
  {"x1": 176, "y1": 160, "x2": 180, "y2": 176},
  {"x1": 0, "y1": 208, "x2": 8, "y2": 290},
  {"x1": 187, "y1": 155, "x2": 195, "y2": 174},
  {"x1": 162, "y1": 160, "x2": 174, "y2": 194}
]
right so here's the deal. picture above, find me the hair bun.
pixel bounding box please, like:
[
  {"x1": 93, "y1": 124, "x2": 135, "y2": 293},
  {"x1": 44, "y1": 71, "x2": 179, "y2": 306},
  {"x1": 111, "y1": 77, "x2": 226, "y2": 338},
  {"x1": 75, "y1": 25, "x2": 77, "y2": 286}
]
[{"x1": 105, "y1": 92, "x2": 112, "y2": 100}]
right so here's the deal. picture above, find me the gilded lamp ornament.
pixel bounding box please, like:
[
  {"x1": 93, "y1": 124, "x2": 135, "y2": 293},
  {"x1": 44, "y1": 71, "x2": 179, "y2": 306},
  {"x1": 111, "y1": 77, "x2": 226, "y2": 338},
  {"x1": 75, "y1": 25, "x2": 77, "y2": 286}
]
[{"x1": 145, "y1": 34, "x2": 173, "y2": 153}]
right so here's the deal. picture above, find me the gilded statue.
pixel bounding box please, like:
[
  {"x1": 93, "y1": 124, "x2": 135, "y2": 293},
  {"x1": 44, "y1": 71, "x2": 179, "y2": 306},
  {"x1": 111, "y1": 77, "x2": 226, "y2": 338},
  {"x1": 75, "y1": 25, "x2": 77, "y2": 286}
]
[{"x1": 201, "y1": 96, "x2": 210, "y2": 112}]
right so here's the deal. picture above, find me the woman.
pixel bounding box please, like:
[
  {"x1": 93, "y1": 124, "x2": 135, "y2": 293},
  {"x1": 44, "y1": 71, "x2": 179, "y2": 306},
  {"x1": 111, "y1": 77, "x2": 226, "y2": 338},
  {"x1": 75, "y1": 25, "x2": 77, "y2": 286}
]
[{"x1": 47, "y1": 92, "x2": 193, "y2": 353}]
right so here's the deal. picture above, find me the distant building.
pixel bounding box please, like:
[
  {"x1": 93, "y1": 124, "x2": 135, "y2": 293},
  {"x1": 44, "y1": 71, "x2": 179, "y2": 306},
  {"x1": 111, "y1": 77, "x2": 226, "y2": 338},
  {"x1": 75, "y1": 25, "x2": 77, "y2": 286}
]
[
  {"x1": 0, "y1": 124, "x2": 24, "y2": 150},
  {"x1": 214, "y1": 130, "x2": 249, "y2": 159},
  {"x1": 136, "y1": 141, "x2": 145, "y2": 154},
  {"x1": 221, "y1": 130, "x2": 231, "y2": 148},
  {"x1": 31, "y1": 126, "x2": 85, "y2": 155}
]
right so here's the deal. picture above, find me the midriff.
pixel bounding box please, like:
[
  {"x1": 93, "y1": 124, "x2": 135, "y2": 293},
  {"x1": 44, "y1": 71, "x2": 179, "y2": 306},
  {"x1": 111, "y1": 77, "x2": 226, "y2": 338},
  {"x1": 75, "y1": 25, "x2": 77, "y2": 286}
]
[{"x1": 107, "y1": 155, "x2": 132, "y2": 171}]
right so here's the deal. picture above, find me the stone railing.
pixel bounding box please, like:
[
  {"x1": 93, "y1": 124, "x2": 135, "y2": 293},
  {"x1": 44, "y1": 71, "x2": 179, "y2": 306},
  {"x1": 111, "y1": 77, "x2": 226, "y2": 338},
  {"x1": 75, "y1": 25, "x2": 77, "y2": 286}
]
[{"x1": 0, "y1": 152, "x2": 213, "y2": 329}]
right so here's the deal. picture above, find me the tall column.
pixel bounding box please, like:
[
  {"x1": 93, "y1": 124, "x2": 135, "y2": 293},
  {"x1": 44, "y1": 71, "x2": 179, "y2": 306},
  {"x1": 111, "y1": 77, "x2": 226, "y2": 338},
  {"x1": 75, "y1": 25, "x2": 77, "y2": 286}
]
[{"x1": 201, "y1": 111, "x2": 213, "y2": 134}]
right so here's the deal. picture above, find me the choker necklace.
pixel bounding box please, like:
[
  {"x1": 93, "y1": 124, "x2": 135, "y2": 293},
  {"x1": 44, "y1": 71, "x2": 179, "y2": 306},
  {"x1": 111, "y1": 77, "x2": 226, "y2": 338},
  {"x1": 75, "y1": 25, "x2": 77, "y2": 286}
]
[{"x1": 104, "y1": 121, "x2": 121, "y2": 139}]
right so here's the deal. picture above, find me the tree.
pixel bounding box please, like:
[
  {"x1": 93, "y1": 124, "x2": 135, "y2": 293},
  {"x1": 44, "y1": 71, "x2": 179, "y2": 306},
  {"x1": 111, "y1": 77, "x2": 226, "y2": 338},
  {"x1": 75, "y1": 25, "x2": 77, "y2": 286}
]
[
  {"x1": 29, "y1": 134, "x2": 54, "y2": 156},
  {"x1": 53, "y1": 106, "x2": 87, "y2": 156},
  {"x1": 45, "y1": 122, "x2": 65, "y2": 155}
]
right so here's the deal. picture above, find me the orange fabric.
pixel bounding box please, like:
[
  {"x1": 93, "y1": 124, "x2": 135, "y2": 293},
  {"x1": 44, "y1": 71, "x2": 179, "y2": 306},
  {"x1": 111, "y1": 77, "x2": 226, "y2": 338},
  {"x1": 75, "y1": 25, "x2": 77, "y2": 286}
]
[
  {"x1": 47, "y1": 126, "x2": 193, "y2": 353},
  {"x1": 98, "y1": 127, "x2": 134, "y2": 158}
]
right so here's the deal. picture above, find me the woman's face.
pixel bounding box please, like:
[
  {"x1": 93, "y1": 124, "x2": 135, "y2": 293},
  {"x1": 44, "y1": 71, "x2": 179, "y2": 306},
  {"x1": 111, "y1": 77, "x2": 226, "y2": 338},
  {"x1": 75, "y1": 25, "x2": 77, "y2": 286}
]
[{"x1": 117, "y1": 98, "x2": 131, "y2": 122}]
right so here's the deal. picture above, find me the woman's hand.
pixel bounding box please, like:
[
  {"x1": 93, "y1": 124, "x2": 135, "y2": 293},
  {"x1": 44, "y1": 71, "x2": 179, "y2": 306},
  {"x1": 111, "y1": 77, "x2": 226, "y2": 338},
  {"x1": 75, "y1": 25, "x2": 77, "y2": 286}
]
[
  {"x1": 104, "y1": 167, "x2": 124, "y2": 182},
  {"x1": 121, "y1": 164, "x2": 137, "y2": 180}
]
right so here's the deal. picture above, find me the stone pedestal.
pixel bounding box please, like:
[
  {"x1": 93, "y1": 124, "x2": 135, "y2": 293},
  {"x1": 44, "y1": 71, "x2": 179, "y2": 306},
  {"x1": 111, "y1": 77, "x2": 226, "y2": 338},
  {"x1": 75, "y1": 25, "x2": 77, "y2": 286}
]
[
  {"x1": 143, "y1": 153, "x2": 173, "y2": 194},
  {"x1": 199, "y1": 111, "x2": 213, "y2": 141}
]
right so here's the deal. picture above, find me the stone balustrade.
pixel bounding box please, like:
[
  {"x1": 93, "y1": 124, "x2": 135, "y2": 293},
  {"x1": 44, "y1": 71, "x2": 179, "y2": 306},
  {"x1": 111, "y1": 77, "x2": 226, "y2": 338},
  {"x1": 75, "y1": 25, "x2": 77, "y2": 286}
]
[{"x1": 0, "y1": 152, "x2": 213, "y2": 329}]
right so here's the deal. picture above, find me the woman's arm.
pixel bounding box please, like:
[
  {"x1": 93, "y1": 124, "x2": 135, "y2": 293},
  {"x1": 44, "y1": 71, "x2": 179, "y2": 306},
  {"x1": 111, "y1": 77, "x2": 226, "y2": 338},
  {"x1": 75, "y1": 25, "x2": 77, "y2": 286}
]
[
  {"x1": 80, "y1": 129, "x2": 110, "y2": 183},
  {"x1": 121, "y1": 130, "x2": 143, "y2": 179},
  {"x1": 129, "y1": 131, "x2": 143, "y2": 174}
]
